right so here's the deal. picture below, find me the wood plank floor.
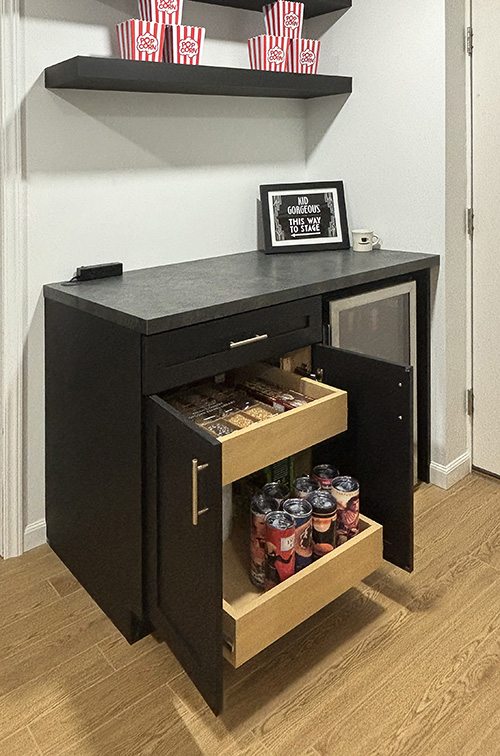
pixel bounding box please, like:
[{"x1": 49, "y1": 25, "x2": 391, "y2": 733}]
[{"x1": 1, "y1": 472, "x2": 500, "y2": 755}]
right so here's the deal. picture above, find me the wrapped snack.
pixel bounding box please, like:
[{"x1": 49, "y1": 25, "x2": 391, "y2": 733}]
[
  {"x1": 226, "y1": 412, "x2": 257, "y2": 429},
  {"x1": 244, "y1": 402, "x2": 280, "y2": 421},
  {"x1": 117, "y1": 19, "x2": 165, "y2": 62},
  {"x1": 287, "y1": 38, "x2": 321, "y2": 74},
  {"x1": 203, "y1": 419, "x2": 238, "y2": 438}
]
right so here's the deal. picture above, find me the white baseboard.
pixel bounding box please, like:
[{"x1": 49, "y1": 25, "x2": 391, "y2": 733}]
[
  {"x1": 24, "y1": 519, "x2": 47, "y2": 552},
  {"x1": 429, "y1": 451, "x2": 471, "y2": 490}
]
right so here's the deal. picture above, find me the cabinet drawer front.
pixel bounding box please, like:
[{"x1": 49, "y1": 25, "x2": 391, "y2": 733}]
[
  {"x1": 223, "y1": 515, "x2": 383, "y2": 668},
  {"x1": 142, "y1": 297, "x2": 321, "y2": 394}
]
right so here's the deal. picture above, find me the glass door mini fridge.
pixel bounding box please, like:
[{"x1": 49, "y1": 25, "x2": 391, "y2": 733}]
[{"x1": 328, "y1": 281, "x2": 418, "y2": 482}]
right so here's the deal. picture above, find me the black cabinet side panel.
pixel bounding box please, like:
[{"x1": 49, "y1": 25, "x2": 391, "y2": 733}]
[
  {"x1": 313, "y1": 345, "x2": 414, "y2": 572},
  {"x1": 45, "y1": 299, "x2": 145, "y2": 642},
  {"x1": 415, "y1": 269, "x2": 432, "y2": 483}
]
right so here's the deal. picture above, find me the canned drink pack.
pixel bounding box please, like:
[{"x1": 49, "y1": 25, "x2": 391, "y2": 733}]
[
  {"x1": 264, "y1": 511, "x2": 295, "y2": 590},
  {"x1": 312, "y1": 464, "x2": 339, "y2": 492},
  {"x1": 263, "y1": 1, "x2": 304, "y2": 39},
  {"x1": 262, "y1": 481, "x2": 289, "y2": 508},
  {"x1": 164, "y1": 25, "x2": 206, "y2": 65},
  {"x1": 306, "y1": 489, "x2": 337, "y2": 559},
  {"x1": 332, "y1": 476, "x2": 360, "y2": 546},
  {"x1": 248, "y1": 35, "x2": 290, "y2": 72},
  {"x1": 138, "y1": 0, "x2": 184, "y2": 25},
  {"x1": 287, "y1": 38, "x2": 321, "y2": 74},
  {"x1": 117, "y1": 19, "x2": 166, "y2": 62},
  {"x1": 293, "y1": 476, "x2": 319, "y2": 499},
  {"x1": 250, "y1": 494, "x2": 275, "y2": 589},
  {"x1": 283, "y1": 498, "x2": 313, "y2": 571}
]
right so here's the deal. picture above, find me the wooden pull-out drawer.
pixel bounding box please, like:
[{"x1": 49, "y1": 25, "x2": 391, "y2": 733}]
[
  {"x1": 223, "y1": 515, "x2": 383, "y2": 668},
  {"x1": 157, "y1": 362, "x2": 347, "y2": 486}
]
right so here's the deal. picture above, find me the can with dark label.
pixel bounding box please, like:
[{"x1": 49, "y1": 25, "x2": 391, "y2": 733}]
[
  {"x1": 312, "y1": 464, "x2": 339, "y2": 491},
  {"x1": 293, "y1": 476, "x2": 320, "y2": 499},
  {"x1": 283, "y1": 498, "x2": 313, "y2": 571},
  {"x1": 262, "y1": 481, "x2": 289, "y2": 509},
  {"x1": 332, "y1": 476, "x2": 360, "y2": 546},
  {"x1": 250, "y1": 494, "x2": 275, "y2": 589},
  {"x1": 264, "y1": 511, "x2": 295, "y2": 590},
  {"x1": 306, "y1": 489, "x2": 337, "y2": 559}
]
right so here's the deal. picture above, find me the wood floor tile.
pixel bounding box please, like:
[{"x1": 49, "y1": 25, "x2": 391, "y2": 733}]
[
  {"x1": 0, "y1": 578, "x2": 59, "y2": 631},
  {"x1": 0, "y1": 646, "x2": 113, "y2": 743},
  {"x1": 312, "y1": 579, "x2": 500, "y2": 756},
  {"x1": 98, "y1": 631, "x2": 163, "y2": 671},
  {"x1": 0, "y1": 727, "x2": 41, "y2": 756},
  {"x1": 47, "y1": 572, "x2": 81, "y2": 598},
  {"x1": 30, "y1": 644, "x2": 183, "y2": 754},
  {"x1": 0, "y1": 544, "x2": 52, "y2": 581},
  {"x1": 48, "y1": 684, "x2": 186, "y2": 756},
  {"x1": 0, "y1": 589, "x2": 96, "y2": 661},
  {"x1": 0, "y1": 610, "x2": 115, "y2": 698}
]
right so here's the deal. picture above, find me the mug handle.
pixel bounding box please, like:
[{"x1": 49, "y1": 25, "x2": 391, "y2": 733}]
[{"x1": 372, "y1": 234, "x2": 380, "y2": 247}]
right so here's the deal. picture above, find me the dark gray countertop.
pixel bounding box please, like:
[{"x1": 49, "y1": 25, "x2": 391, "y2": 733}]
[{"x1": 43, "y1": 249, "x2": 439, "y2": 335}]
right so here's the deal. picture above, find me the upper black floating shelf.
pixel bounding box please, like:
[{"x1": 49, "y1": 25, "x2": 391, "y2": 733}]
[
  {"x1": 44, "y1": 57, "x2": 352, "y2": 99},
  {"x1": 191, "y1": 0, "x2": 351, "y2": 19}
]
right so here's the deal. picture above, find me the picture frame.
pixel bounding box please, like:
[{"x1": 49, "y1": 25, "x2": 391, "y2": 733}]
[{"x1": 260, "y1": 181, "x2": 350, "y2": 254}]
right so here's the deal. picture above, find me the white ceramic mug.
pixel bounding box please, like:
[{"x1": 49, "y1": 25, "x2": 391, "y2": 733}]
[{"x1": 352, "y1": 229, "x2": 380, "y2": 252}]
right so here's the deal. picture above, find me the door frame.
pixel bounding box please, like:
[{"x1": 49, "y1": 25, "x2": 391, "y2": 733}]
[{"x1": 0, "y1": 0, "x2": 25, "y2": 558}]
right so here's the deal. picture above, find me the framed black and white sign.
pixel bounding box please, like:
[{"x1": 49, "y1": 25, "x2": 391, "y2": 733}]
[{"x1": 260, "y1": 181, "x2": 350, "y2": 254}]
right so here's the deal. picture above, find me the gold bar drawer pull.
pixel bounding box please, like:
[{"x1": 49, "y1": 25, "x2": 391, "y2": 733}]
[
  {"x1": 192, "y1": 459, "x2": 209, "y2": 526},
  {"x1": 229, "y1": 333, "x2": 268, "y2": 349}
]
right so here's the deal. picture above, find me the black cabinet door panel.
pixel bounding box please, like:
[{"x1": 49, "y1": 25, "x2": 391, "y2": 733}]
[
  {"x1": 312, "y1": 345, "x2": 414, "y2": 572},
  {"x1": 145, "y1": 396, "x2": 223, "y2": 714}
]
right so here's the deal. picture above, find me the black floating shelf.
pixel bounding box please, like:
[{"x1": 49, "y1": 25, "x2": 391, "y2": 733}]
[
  {"x1": 191, "y1": 0, "x2": 351, "y2": 19},
  {"x1": 44, "y1": 57, "x2": 352, "y2": 99}
]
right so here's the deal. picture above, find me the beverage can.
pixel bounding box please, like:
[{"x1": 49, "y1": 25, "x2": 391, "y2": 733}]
[
  {"x1": 312, "y1": 464, "x2": 339, "y2": 491},
  {"x1": 293, "y1": 476, "x2": 319, "y2": 499},
  {"x1": 331, "y1": 476, "x2": 360, "y2": 546},
  {"x1": 283, "y1": 498, "x2": 313, "y2": 571},
  {"x1": 306, "y1": 489, "x2": 337, "y2": 559},
  {"x1": 262, "y1": 481, "x2": 289, "y2": 508},
  {"x1": 250, "y1": 494, "x2": 274, "y2": 589},
  {"x1": 264, "y1": 511, "x2": 295, "y2": 590}
]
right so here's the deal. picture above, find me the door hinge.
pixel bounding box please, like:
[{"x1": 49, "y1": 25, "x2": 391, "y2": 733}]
[
  {"x1": 467, "y1": 388, "x2": 474, "y2": 417},
  {"x1": 467, "y1": 207, "x2": 474, "y2": 238},
  {"x1": 466, "y1": 26, "x2": 473, "y2": 56}
]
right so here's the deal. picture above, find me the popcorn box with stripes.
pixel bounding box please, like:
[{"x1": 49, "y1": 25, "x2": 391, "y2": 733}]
[
  {"x1": 287, "y1": 38, "x2": 321, "y2": 74},
  {"x1": 263, "y1": 2, "x2": 304, "y2": 39},
  {"x1": 248, "y1": 35, "x2": 290, "y2": 72},
  {"x1": 164, "y1": 25, "x2": 206, "y2": 65},
  {"x1": 138, "y1": 0, "x2": 184, "y2": 24},
  {"x1": 117, "y1": 19, "x2": 166, "y2": 62}
]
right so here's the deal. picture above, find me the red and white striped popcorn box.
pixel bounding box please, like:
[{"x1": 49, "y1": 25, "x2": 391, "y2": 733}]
[
  {"x1": 263, "y1": 2, "x2": 304, "y2": 39},
  {"x1": 138, "y1": 0, "x2": 184, "y2": 25},
  {"x1": 287, "y1": 38, "x2": 321, "y2": 74},
  {"x1": 248, "y1": 35, "x2": 290, "y2": 72},
  {"x1": 164, "y1": 25, "x2": 206, "y2": 65},
  {"x1": 117, "y1": 19, "x2": 165, "y2": 62}
]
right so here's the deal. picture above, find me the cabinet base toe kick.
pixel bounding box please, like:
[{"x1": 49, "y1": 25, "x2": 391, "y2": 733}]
[{"x1": 222, "y1": 514, "x2": 383, "y2": 668}]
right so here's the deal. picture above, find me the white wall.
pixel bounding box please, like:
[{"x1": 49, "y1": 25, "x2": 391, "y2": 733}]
[
  {"x1": 22, "y1": 0, "x2": 307, "y2": 541},
  {"x1": 305, "y1": 0, "x2": 469, "y2": 487},
  {"x1": 21, "y1": 0, "x2": 469, "y2": 543}
]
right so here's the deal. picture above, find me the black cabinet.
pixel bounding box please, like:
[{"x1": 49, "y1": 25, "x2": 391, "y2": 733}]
[{"x1": 44, "y1": 253, "x2": 435, "y2": 716}]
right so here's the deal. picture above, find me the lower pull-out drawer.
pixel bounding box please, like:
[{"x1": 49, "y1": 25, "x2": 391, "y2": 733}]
[{"x1": 222, "y1": 514, "x2": 383, "y2": 667}]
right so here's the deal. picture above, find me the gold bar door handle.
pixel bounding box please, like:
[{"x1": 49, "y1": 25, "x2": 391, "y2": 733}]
[
  {"x1": 192, "y1": 459, "x2": 209, "y2": 526},
  {"x1": 229, "y1": 333, "x2": 268, "y2": 349}
]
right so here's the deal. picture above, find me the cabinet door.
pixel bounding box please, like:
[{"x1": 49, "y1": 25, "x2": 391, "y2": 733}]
[
  {"x1": 145, "y1": 396, "x2": 223, "y2": 714},
  {"x1": 312, "y1": 345, "x2": 414, "y2": 572}
]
